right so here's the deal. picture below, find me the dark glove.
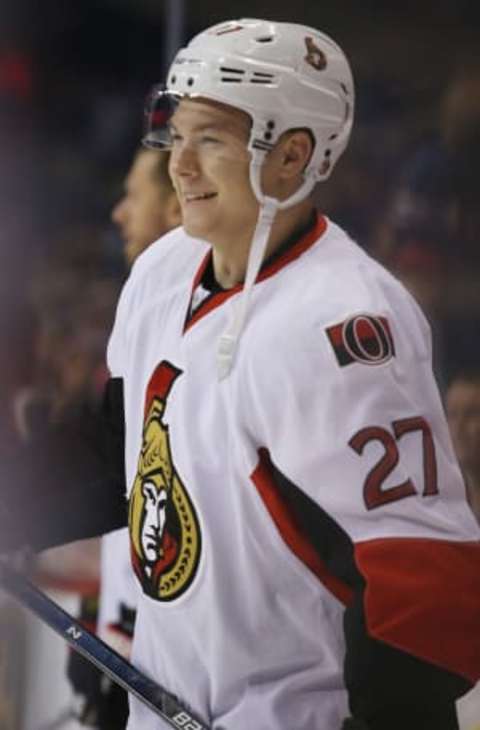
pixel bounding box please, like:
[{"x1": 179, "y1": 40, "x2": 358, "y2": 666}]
[
  {"x1": 67, "y1": 597, "x2": 135, "y2": 730},
  {"x1": 68, "y1": 663, "x2": 129, "y2": 730}
]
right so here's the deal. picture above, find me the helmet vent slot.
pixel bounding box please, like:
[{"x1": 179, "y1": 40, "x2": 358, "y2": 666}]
[
  {"x1": 220, "y1": 66, "x2": 245, "y2": 83},
  {"x1": 255, "y1": 36, "x2": 274, "y2": 43},
  {"x1": 220, "y1": 67, "x2": 245, "y2": 74},
  {"x1": 250, "y1": 71, "x2": 275, "y2": 85}
]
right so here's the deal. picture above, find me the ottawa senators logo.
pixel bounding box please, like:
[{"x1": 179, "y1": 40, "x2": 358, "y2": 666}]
[
  {"x1": 129, "y1": 361, "x2": 201, "y2": 601},
  {"x1": 304, "y1": 37, "x2": 327, "y2": 71},
  {"x1": 326, "y1": 314, "x2": 395, "y2": 367}
]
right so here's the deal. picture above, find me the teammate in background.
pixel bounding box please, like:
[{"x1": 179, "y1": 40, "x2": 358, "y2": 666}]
[
  {"x1": 67, "y1": 146, "x2": 180, "y2": 729},
  {"x1": 446, "y1": 369, "x2": 480, "y2": 524},
  {"x1": 1, "y1": 18, "x2": 480, "y2": 730},
  {"x1": 102, "y1": 144, "x2": 180, "y2": 646},
  {"x1": 111, "y1": 147, "x2": 181, "y2": 267}
]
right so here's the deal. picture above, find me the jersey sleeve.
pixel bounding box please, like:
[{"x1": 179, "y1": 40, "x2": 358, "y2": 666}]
[{"x1": 247, "y1": 293, "x2": 480, "y2": 728}]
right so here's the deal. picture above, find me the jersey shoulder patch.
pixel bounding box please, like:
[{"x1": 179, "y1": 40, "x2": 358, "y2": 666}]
[{"x1": 326, "y1": 313, "x2": 395, "y2": 367}]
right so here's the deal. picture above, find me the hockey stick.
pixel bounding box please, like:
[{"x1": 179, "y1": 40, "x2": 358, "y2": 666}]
[{"x1": 0, "y1": 562, "x2": 211, "y2": 730}]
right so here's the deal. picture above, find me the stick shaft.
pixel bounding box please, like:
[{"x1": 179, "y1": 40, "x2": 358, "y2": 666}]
[{"x1": 0, "y1": 564, "x2": 210, "y2": 730}]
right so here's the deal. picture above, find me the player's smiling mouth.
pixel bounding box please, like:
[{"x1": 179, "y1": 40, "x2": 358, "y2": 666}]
[{"x1": 184, "y1": 192, "x2": 217, "y2": 202}]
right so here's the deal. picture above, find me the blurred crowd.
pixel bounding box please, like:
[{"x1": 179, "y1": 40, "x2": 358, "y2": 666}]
[
  {"x1": 1, "y1": 2, "x2": 480, "y2": 728},
  {"x1": 1, "y1": 2, "x2": 479, "y2": 436}
]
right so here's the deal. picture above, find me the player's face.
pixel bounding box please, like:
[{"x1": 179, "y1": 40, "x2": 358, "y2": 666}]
[
  {"x1": 112, "y1": 149, "x2": 177, "y2": 267},
  {"x1": 141, "y1": 481, "x2": 168, "y2": 563},
  {"x1": 168, "y1": 98, "x2": 259, "y2": 245},
  {"x1": 446, "y1": 380, "x2": 480, "y2": 474}
]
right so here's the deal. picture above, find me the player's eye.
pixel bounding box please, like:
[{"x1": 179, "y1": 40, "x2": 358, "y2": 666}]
[
  {"x1": 143, "y1": 482, "x2": 157, "y2": 503},
  {"x1": 200, "y1": 134, "x2": 222, "y2": 145}
]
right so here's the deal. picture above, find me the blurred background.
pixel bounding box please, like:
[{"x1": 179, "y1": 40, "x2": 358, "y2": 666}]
[{"x1": 0, "y1": 1, "x2": 479, "y2": 727}]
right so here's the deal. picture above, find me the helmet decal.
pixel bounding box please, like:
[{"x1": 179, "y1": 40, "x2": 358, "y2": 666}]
[
  {"x1": 129, "y1": 361, "x2": 201, "y2": 601},
  {"x1": 304, "y1": 37, "x2": 327, "y2": 71}
]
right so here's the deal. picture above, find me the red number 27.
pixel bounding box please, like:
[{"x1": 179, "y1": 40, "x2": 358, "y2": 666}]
[{"x1": 349, "y1": 416, "x2": 438, "y2": 510}]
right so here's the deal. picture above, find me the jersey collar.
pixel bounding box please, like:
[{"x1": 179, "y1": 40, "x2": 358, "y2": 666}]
[{"x1": 184, "y1": 212, "x2": 327, "y2": 333}]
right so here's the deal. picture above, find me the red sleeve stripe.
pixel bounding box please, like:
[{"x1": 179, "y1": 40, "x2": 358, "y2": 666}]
[
  {"x1": 144, "y1": 361, "x2": 182, "y2": 417},
  {"x1": 355, "y1": 537, "x2": 480, "y2": 682},
  {"x1": 250, "y1": 450, "x2": 353, "y2": 606}
]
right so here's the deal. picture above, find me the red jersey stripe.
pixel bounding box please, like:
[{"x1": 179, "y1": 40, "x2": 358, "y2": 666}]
[
  {"x1": 355, "y1": 537, "x2": 480, "y2": 682},
  {"x1": 251, "y1": 449, "x2": 353, "y2": 606}
]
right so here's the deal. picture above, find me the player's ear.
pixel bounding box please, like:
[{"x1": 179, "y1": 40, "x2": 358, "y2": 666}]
[
  {"x1": 277, "y1": 129, "x2": 314, "y2": 180},
  {"x1": 261, "y1": 129, "x2": 314, "y2": 198},
  {"x1": 165, "y1": 191, "x2": 182, "y2": 229}
]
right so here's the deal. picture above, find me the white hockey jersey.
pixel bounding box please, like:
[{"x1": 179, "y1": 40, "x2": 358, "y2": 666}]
[{"x1": 107, "y1": 215, "x2": 480, "y2": 730}]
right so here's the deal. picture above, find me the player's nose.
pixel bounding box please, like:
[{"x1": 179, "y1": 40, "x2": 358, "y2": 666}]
[
  {"x1": 112, "y1": 197, "x2": 127, "y2": 226},
  {"x1": 170, "y1": 142, "x2": 200, "y2": 177}
]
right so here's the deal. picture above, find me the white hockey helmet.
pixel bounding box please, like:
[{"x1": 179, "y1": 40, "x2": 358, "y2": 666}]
[{"x1": 145, "y1": 18, "x2": 354, "y2": 195}]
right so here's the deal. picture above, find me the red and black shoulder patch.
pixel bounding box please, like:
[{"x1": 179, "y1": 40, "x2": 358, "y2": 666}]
[{"x1": 326, "y1": 314, "x2": 395, "y2": 367}]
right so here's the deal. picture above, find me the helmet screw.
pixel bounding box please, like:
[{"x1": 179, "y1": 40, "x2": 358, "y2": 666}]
[{"x1": 319, "y1": 159, "x2": 331, "y2": 175}]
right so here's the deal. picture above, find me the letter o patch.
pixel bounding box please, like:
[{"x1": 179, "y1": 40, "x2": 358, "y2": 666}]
[{"x1": 327, "y1": 314, "x2": 395, "y2": 367}]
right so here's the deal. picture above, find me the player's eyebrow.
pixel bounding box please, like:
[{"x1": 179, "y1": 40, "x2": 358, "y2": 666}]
[{"x1": 169, "y1": 121, "x2": 228, "y2": 134}]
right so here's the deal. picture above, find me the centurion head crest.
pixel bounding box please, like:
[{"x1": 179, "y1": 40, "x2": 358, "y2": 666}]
[{"x1": 129, "y1": 361, "x2": 201, "y2": 601}]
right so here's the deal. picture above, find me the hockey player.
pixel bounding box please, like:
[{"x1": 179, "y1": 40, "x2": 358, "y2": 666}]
[
  {"x1": 101, "y1": 145, "x2": 181, "y2": 661},
  {"x1": 67, "y1": 146, "x2": 181, "y2": 729},
  {"x1": 111, "y1": 146, "x2": 181, "y2": 267},
  {"x1": 97, "y1": 145, "x2": 181, "y2": 724},
  {"x1": 107, "y1": 19, "x2": 480, "y2": 729},
  {"x1": 2, "y1": 18, "x2": 480, "y2": 730}
]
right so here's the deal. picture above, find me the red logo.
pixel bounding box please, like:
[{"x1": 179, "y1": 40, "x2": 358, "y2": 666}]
[
  {"x1": 327, "y1": 314, "x2": 395, "y2": 367},
  {"x1": 304, "y1": 37, "x2": 327, "y2": 71}
]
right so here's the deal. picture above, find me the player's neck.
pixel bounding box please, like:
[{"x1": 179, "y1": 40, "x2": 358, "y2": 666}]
[{"x1": 212, "y1": 198, "x2": 316, "y2": 289}]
